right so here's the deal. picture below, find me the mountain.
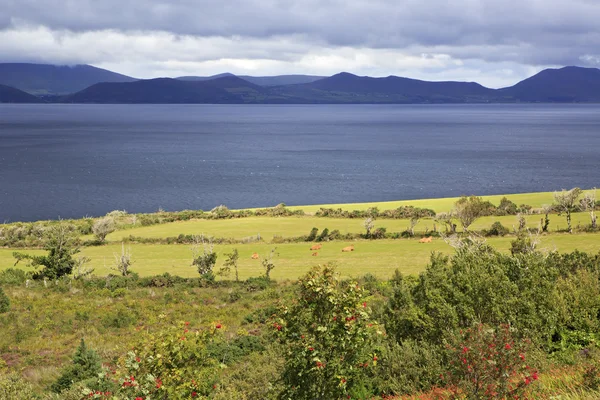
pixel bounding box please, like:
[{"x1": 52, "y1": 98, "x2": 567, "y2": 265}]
[
  {"x1": 0, "y1": 63, "x2": 137, "y2": 95},
  {"x1": 276, "y1": 72, "x2": 498, "y2": 103},
  {"x1": 62, "y1": 76, "x2": 273, "y2": 103},
  {"x1": 499, "y1": 66, "x2": 600, "y2": 102},
  {"x1": 178, "y1": 74, "x2": 325, "y2": 86},
  {"x1": 0, "y1": 84, "x2": 42, "y2": 103}
]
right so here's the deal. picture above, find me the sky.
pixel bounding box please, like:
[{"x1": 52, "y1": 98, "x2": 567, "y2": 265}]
[{"x1": 1, "y1": 0, "x2": 599, "y2": 88}]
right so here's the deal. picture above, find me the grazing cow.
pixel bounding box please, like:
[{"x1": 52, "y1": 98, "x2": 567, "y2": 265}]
[
  {"x1": 251, "y1": 252, "x2": 259, "y2": 259},
  {"x1": 310, "y1": 244, "x2": 322, "y2": 251},
  {"x1": 341, "y1": 245, "x2": 354, "y2": 252},
  {"x1": 419, "y1": 236, "x2": 433, "y2": 243},
  {"x1": 312, "y1": 252, "x2": 318, "y2": 256}
]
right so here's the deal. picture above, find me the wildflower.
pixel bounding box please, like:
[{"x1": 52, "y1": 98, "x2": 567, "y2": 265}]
[
  {"x1": 362, "y1": 302, "x2": 367, "y2": 308},
  {"x1": 519, "y1": 353, "x2": 525, "y2": 361},
  {"x1": 192, "y1": 392, "x2": 198, "y2": 397},
  {"x1": 462, "y1": 346, "x2": 468, "y2": 353},
  {"x1": 135, "y1": 357, "x2": 141, "y2": 363},
  {"x1": 185, "y1": 321, "x2": 190, "y2": 326},
  {"x1": 504, "y1": 343, "x2": 512, "y2": 350},
  {"x1": 215, "y1": 323, "x2": 222, "y2": 329}
]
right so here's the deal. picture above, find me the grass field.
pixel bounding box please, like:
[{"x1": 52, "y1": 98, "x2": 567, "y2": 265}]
[
  {"x1": 2, "y1": 232, "x2": 598, "y2": 280},
  {"x1": 102, "y1": 212, "x2": 593, "y2": 242},
  {"x1": 285, "y1": 189, "x2": 599, "y2": 214}
]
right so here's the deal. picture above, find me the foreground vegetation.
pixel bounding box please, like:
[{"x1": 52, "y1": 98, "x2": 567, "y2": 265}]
[{"x1": 1, "y1": 188, "x2": 600, "y2": 398}]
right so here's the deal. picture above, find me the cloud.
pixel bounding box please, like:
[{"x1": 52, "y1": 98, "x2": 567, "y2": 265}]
[{"x1": 1, "y1": 0, "x2": 599, "y2": 87}]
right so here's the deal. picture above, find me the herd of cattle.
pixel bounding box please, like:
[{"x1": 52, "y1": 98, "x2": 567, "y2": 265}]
[{"x1": 249, "y1": 236, "x2": 433, "y2": 259}]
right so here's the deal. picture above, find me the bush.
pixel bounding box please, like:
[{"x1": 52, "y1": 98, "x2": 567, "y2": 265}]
[
  {"x1": 0, "y1": 372, "x2": 37, "y2": 399},
  {"x1": 51, "y1": 338, "x2": 103, "y2": 393},
  {"x1": 445, "y1": 323, "x2": 538, "y2": 399},
  {"x1": 92, "y1": 217, "x2": 116, "y2": 243},
  {"x1": 485, "y1": 221, "x2": 510, "y2": 236},
  {"x1": 0, "y1": 268, "x2": 27, "y2": 286},
  {"x1": 274, "y1": 264, "x2": 381, "y2": 400},
  {"x1": 0, "y1": 287, "x2": 9, "y2": 313}
]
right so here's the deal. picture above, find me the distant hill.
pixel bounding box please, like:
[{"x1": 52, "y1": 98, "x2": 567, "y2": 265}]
[
  {"x1": 0, "y1": 63, "x2": 137, "y2": 95},
  {"x1": 32, "y1": 64, "x2": 600, "y2": 104},
  {"x1": 0, "y1": 84, "x2": 42, "y2": 103},
  {"x1": 63, "y1": 78, "x2": 239, "y2": 103},
  {"x1": 499, "y1": 66, "x2": 600, "y2": 102},
  {"x1": 178, "y1": 74, "x2": 325, "y2": 86}
]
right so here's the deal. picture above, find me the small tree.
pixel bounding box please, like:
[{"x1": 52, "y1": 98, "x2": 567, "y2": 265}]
[
  {"x1": 307, "y1": 227, "x2": 319, "y2": 242},
  {"x1": 363, "y1": 217, "x2": 375, "y2": 238},
  {"x1": 13, "y1": 222, "x2": 80, "y2": 280},
  {"x1": 72, "y1": 256, "x2": 93, "y2": 280},
  {"x1": 553, "y1": 187, "x2": 583, "y2": 233},
  {"x1": 262, "y1": 248, "x2": 277, "y2": 280},
  {"x1": 541, "y1": 204, "x2": 553, "y2": 232},
  {"x1": 113, "y1": 243, "x2": 133, "y2": 276},
  {"x1": 92, "y1": 216, "x2": 116, "y2": 243},
  {"x1": 51, "y1": 338, "x2": 102, "y2": 393},
  {"x1": 580, "y1": 189, "x2": 597, "y2": 229},
  {"x1": 274, "y1": 264, "x2": 379, "y2": 400},
  {"x1": 454, "y1": 196, "x2": 486, "y2": 232},
  {"x1": 192, "y1": 237, "x2": 217, "y2": 281},
  {"x1": 223, "y1": 249, "x2": 240, "y2": 281}
]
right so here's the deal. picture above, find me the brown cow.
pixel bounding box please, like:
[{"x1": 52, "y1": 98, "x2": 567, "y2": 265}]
[
  {"x1": 251, "y1": 252, "x2": 259, "y2": 259},
  {"x1": 310, "y1": 244, "x2": 322, "y2": 251},
  {"x1": 419, "y1": 236, "x2": 433, "y2": 243},
  {"x1": 312, "y1": 252, "x2": 318, "y2": 256},
  {"x1": 341, "y1": 245, "x2": 354, "y2": 252}
]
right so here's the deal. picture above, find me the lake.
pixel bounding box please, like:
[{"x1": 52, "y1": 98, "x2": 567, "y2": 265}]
[{"x1": 1, "y1": 103, "x2": 599, "y2": 222}]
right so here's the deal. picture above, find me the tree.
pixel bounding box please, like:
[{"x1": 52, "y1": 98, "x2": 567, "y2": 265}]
[
  {"x1": 262, "y1": 248, "x2": 277, "y2": 280},
  {"x1": 540, "y1": 204, "x2": 553, "y2": 232},
  {"x1": 51, "y1": 338, "x2": 102, "y2": 393},
  {"x1": 192, "y1": 237, "x2": 218, "y2": 281},
  {"x1": 223, "y1": 248, "x2": 240, "y2": 281},
  {"x1": 454, "y1": 196, "x2": 486, "y2": 232},
  {"x1": 580, "y1": 189, "x2": 597, "y2": 229},
  {"x1": 274, "y1": 264, "x2": 379, "y2": 400},
  {"x1": 553, "y1": 187, "x2": 583, "y2": 233},
  {"x1": 13, "y1": 222, "x2": 81, "y2": 279},
  {"x1": 92, "y1": 216, "x2": 116, "y2": 243},
  {"x1": 113, "y1": 242, "x2": 133, "y2": 276},
  {"x1": 363, "y1": 217, "x2": 375, "y2": 238},
  {"x1": 435, "y1": 212, "x2": 457, "y2": 233}
]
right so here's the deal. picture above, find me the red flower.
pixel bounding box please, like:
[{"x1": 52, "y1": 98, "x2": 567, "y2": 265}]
[
  {"x1": 215, "y1": 323, "x2": 222, "y2": 329},
  {"x1": 135, "y1": 357, "x2": 141, "y2": 363},
  {"x1": 191, "y1": 392, "x2": 198, "y2": 397},
  {"x1": 155, "y1": 378, "x2": 163, "y2": 389},
  {"x1": 185, "y1": 321, "x2": 190, "y2": 326},
  {"x1": 504, "y1": 343, "x2": 512, "y2": 350},
  {"x1": 135, "y1": 397, "x2": 143, "y2": 400},
  {"x1": 462, "y1": 346, "x2": 468, "y2": 353},
  {"x1": 519, "y1": 353, "x2": 525, "y2": 361},
  {"x1": 532, "y1": 371, "x2": 539, "y2": 380},
  {"x1": 309, "y1": 347, "x2": 314, "y2": 352},
  {"x1": 362, "y1": 302, "x2": 367, "y2": 308}
]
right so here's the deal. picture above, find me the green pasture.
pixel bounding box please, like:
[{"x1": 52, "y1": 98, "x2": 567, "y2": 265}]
[
  {"x1": 103, "y1": 212, "x2": 593, "y2": 242},
  {"x1": 2, "y1": 232, "x2": 598, "y2": 281},
  {"x1": 285, "y1": 189, "x2": 599, "y2": 214}
]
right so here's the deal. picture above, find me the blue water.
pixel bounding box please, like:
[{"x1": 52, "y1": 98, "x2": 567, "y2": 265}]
[{"x1": 1, "y1": 104, "x2": 599, "y2": 222}]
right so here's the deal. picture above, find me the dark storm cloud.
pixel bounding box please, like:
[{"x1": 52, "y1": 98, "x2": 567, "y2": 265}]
[
  {"x1": 2, "y1": 0, "x2": 600, "y2": 63},
  {"x1": 1, "y1": 0, "x2": 599, "y2": 86}
]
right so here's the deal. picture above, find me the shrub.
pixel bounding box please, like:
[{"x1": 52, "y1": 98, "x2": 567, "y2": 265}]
[
  {"x1": 274, "y1": 264, "x2": 381, "y2": 400},
  {"x1": 13, "y1": 222, "x2": 81, "y2": 279},
  {"x1": 485, "y1": 221, "x2": 510, "y2": 236},
  {"x1": 0, "y1": 268, "x2": 27, "y2": 285},
  {"x1": 0, "y1": 287, "x2": 9, "y2": 313},
  {"x1": 0, "y1": 372, "x2": 37, "y2": 399},
  {"x1": 445, "y1": 323, "x2": 538, "y2": 399},
  {"x1": 192, "y1": 241, "x2": 218, "y2": 281},
  {"x1": 51, "y1": 338, "x2": 103, "y2": 393},
  {"x1": 306, "y1": 227, "x2": 318, "y2": 241},
  {"x1": 92, "y1": 216, "x2": 116, "y2": 243},
  {"x1": 371, "y1": 227, "x2": 387, "y2": 239}
]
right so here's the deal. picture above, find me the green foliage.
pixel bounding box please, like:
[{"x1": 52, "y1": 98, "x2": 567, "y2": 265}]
[
  {"x1": 496, "y1": 197, "x2": 518, "y2": 215},
  {"x1": 262, "y1": 248, "x2": 277, "y2": 280},
  {"x1": 223, "y1": 248, "x2": 240, "y2": 281},
  {"x1": 454, "y1": 195, "x2": 487, "y2": 231},
  {"x1": 0, "y1": 372, "x2": 37, "y2": 399},
  {"x1": 316, "y1": 227, "x2": 329, "y2": 242},
  {"x1": 192, "y1": 241, "x2": 218, "y2": 281},
  {"x1": 554, "y1": 187, "x2": 583, "y2": 233},
  {"x1": 0, "y1": 287, "x2": 9, "y2": 313},
  {"x1": 510, "y1": 232, "x2": 536, "y2": 255},
  {"x1": 484, "y1": 221, "x2": 510, "y2": 236},
  {"x1": 51, "y1": 338, "x2": 103, "y2": 393},
  {"x1": 12, "y1": 222, "x2": 81, "y2": 279},
  {"x1": 274, "y1": 264, "x2": 381, "y2": 400},
  {"x1": 102, "y1": 322, "x2": 221, "y2": 399},
  {"x1": 306, "y1": 227, "x2": 319, "y2": 241},
  {"x1": 0, "y1": 268, "x2": 27, "y2": 285}
]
